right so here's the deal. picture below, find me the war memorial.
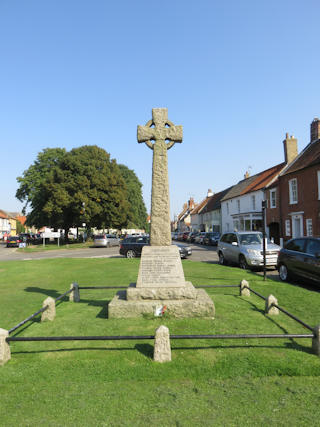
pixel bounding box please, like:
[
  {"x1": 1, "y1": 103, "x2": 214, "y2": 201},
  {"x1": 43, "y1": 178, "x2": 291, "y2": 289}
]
[{"x1": 108, "y1": 108, "x2": 215, "y2": 318}]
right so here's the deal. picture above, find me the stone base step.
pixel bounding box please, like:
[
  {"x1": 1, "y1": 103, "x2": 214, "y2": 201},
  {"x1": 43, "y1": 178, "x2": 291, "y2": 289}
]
[{"x1": 108, "y1": 288, "x2": 215, "y2": 319}]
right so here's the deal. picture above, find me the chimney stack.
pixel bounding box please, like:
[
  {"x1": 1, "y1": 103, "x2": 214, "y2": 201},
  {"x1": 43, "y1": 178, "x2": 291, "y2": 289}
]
[
  {"x1": 207, "y1": 189, "x2": 213, "y2": 197},
  {"x1": 188, "y1": 198, "x2": 195, "y2": 209},
  {"x1": 311, "y1": 118, "x2": 320, "y2": 142},
  {"x1": 283, "y1": 133, "x2": 298, "y2": 164}
]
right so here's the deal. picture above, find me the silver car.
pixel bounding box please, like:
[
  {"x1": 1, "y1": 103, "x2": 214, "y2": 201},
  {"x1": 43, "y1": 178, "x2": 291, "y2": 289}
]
[
  {"x1": 93, "y1": 234, "x2": 119, "y2": 248},
  {"x1": 217, "y1": 231, "x2": 281, "y2": 269}
]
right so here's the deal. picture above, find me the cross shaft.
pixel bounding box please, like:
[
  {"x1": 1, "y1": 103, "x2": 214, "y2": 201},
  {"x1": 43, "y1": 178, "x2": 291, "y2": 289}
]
[{"x1": 137, "y1": 108, "x2": 183, "y2": 246}]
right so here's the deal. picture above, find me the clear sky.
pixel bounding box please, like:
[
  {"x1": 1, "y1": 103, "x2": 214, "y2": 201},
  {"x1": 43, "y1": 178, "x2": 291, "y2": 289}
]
[{"x1": 1, "y1": 0, "x2": 319, "y2": 219}]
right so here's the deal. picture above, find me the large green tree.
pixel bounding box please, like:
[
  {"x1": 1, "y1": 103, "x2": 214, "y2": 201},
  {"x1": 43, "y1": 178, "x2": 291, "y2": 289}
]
[
  {"x1": 118, "y1": 164, "x2": 148, "y2": 229},
  {"x1": 16, "y1": 146, "x2": 129, "y2": 234}
]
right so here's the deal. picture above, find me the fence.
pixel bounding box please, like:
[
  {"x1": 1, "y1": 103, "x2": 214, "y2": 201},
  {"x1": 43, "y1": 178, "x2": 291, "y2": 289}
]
[{"x1": 1, "y1": 281, "x2": 319, "y2": 366}]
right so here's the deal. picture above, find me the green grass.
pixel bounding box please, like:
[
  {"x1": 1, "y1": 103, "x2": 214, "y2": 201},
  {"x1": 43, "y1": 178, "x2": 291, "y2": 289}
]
[
  {"x1": 0, "y1": 258, "x2": 320, "y2": 426},
  {"x1": 16, "y1": 240, "x2": 93, "y2": 252}
]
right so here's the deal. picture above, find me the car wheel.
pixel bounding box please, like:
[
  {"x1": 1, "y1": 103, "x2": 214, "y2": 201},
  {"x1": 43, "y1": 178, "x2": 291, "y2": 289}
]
[
  {"x1": 279, "y1": 264, "x2": 289, "y2": 281},
  {"x1": 239, "y1": 255, "x2": 249, "y2": 270},
  {"x1": 126, "y1": 250, "x2": 136, "y2": 258},
  {"x1": 218, "y1": 252, "x2": 226, "y2": 265}
]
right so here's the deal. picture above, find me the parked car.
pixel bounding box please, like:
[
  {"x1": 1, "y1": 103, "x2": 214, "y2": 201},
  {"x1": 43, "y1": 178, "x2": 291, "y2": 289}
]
[
  {"x1": 194, "y1": 232, "x2": 206, "y2": 244},
  {"x1": 119, "y1": 236, "x2": 192, "y2": 259},
  {"x1": 203, "y1": 232, "x2": 220, "y2": 246},
  {"x1": 187, "y1": 232, "x2": 198, "y2": 243},
  {"x1": 217, "y1": 231, "x2": 281, "y2": 269},
  {"x1": 93, "y1": 234, "x2": 119, "y2": 248},
  {"x1": 182, "y1": 231, "x2": 191, "y2": 241},
  {"x1": 277, "y1": 237, "x2": 320, "y2": 285},
  {"x1": 177, "y1": 232, "x2": 184, "y2": 241},
  {"x1": 6, "y1": 236, "x2": 23, "y2": 247},
  {"x1": 19, "y1": 233, "x2": 36, "y2": 244}
]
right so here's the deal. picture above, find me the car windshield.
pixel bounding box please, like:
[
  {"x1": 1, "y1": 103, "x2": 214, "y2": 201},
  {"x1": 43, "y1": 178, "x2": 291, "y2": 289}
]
[{"x1": 239, "y1": 233, "x2": 262, "y2": 245}]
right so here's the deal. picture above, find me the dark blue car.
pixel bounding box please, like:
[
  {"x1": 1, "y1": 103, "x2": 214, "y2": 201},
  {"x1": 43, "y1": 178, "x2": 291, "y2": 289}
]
[{"x1": 277, "y1": 237, "x2": 320, "y2": 285}]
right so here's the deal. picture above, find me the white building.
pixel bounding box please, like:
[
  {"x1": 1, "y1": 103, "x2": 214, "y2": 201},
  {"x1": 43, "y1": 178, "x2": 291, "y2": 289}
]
[{"x1": 220, "y1": 164, "x2": 285, "y2": 235}]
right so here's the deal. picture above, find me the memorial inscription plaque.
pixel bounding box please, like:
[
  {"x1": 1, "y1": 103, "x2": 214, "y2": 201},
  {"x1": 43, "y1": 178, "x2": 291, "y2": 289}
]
[{"x1": 137, "y1": 246, "x2": 185, "y2": 288}]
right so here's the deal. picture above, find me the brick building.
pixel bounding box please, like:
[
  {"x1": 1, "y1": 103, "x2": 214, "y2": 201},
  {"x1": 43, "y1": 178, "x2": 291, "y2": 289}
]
[
  {"x1": 278, "y1": 118, "x2": 320, "y2": 241},
  {"x1": 265, "y1": 133, "x2": 298, "y2": 243}
]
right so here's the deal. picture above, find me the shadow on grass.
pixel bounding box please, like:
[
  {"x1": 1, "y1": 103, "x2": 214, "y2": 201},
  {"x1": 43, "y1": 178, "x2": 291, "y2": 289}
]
[
  {"x1": 135, "y1": 343, "x2": 154, "y2": 358},
  {"x1": 12, "y1": 346, "x2": 139, "y2": 355},
  {"x1": 233, "y1": 294, "x2": 291, "y2": 335},
  {"x1": 11, "y1": 340, "x2": 312, "y2": 356},
  {"x1": 264, "y1": 272, "x2": 320, "y2": 293},
  {"x1": 171, "y1": 341, "x2": 313, "y2": 354}
]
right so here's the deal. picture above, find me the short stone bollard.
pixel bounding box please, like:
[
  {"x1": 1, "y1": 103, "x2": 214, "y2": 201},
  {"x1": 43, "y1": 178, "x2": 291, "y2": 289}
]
[
  {"x1": 265, "y1": 294, "x2": 279, "y2": 315},
  {"x1": 240, "y1": 279, "x2": 250, "y2": 297},
  {"x1": 0, "y1": 328, "x2": 11, "y2": 366},
  {"x1": 312, "y1": 325, "x2": 320, "y2": 357},
  {"x1": 41, "y1": 297, "x2": 56, "y2": 322},
  {"x1": 154, "y1": 325, "x2": 171, "y2": 363},
  {"x1": 69, "y1": 282, "x2": 80, "y2": 302}
]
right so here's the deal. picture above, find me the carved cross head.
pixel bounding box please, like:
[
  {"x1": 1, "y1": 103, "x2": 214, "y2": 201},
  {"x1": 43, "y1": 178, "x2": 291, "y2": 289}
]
[{"x1": 137, "y1": 108, "x2": 183, "y2": 150}]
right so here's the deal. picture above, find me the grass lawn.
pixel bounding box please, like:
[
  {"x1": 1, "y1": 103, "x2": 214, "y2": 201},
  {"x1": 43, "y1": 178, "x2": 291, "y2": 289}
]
[
  {"x1": 16, "y1": 240, "x2": 93, "y2": 252},
  {"x1": 0, "y1": 258, "x2": 320, "y2": 426}
]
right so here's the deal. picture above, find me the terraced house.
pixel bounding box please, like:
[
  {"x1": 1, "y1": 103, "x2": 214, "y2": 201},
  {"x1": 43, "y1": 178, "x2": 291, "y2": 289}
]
[
  {"x1": 220, "y1": 132, "x2": 299, "y2": 239},
  {"x1": 276, "y1": 118, "x2": 320, "y2": 241}
]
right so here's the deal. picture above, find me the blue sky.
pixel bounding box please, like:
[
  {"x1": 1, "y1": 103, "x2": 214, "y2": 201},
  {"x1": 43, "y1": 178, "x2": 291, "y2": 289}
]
[{"x1": 1, "y1": 0, "x2": 319, "y2": 219}]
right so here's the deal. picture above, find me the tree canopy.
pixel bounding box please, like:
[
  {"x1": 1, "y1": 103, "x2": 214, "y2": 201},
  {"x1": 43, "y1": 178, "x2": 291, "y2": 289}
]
[
  {"x1": 16, "y1": 146, "x2": 136, "y2": 233},
  {"x1": 118, "y1": 164, "x2": 148, "y2": 229}
]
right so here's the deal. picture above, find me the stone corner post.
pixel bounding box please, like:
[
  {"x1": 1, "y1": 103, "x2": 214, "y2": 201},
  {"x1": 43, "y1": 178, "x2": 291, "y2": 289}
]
[
  {"x1": 312, "y1": 324, "x2": 320, "y2": 357},
  {"x1": 69, "y1": 282, "x2": 80, "y2": 302},
  {"x1": 265, "y1": 294, "x2": 279, "y2": 315},
  {"x1": 154, "y1": 325, "x2": 171, "y2": 363},
  {"x1": 41, "y1": 296, "x2": 56, "y2": 322},
  {"x1": 240, "y1": 279, "x2": 250, "y2": 296},
  {"x1": 0, "y1": 328, "x2": 11, "y2": 366}
]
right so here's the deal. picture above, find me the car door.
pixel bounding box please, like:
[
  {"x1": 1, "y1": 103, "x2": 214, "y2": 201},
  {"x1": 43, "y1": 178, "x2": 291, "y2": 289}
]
[
  {"x1": 284, "y1": 239, "x2": 307, "y2": 277},
  {"x1": 219, "y1": 233, "x2": 230, "y2": 260},
  {"x1": 109, "y1": 234, "x2": 118, "y2": 246},
  {"x1": 135, "y1": 236, "x2": 148, "y2": 255},
  {"x1": 304, "y1": 239, "x2": 320, "y2": 284},
  {"x1": 228, "y1": 233, "x2": 240, "y2": 263}
]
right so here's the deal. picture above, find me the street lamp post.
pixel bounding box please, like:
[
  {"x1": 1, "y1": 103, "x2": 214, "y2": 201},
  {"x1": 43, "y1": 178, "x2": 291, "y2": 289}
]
[{"x1": 262, "y1": 200, "x2": 267, "y2": 281}]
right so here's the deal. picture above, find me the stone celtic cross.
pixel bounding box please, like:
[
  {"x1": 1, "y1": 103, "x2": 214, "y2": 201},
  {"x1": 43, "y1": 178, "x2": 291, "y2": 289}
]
[{"x1": 137, "y1": 108, "x2": 183, "y2": 246}]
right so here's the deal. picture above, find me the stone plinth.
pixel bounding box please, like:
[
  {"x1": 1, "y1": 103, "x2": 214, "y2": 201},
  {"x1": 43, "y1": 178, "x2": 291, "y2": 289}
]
[
  {"x1": 108, "y1": 288, "x2": 214, "y2": 318},
  {"x1": 108, "y1": 245, "x2": 215, "y2": 318},
  {"x1": 127, "y1": 281, "x2": 197, "y2": 301}
]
